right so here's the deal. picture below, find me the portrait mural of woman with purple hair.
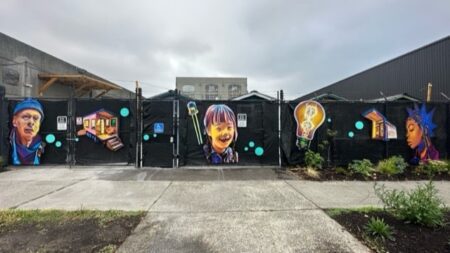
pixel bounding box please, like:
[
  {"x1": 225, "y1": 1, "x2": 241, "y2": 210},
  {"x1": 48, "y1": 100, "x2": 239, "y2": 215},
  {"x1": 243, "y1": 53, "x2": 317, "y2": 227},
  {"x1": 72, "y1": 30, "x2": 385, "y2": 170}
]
[
  {"x1": 10, "y1": 98, "x2": 45, "y2": 165},
  {"x1": 406, "y1": 104, "x2": 439, "y2": 164},
  {"x1": 203, "y1": 104, "x2": 238, "y2": 164}
]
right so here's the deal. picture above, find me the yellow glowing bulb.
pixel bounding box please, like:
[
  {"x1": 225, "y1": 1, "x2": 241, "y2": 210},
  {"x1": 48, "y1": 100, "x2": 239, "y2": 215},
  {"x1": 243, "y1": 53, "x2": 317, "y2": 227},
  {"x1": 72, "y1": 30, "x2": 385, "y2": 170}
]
[{"x1": 294, "y1": 101, "x2": 326, "y2": 140}]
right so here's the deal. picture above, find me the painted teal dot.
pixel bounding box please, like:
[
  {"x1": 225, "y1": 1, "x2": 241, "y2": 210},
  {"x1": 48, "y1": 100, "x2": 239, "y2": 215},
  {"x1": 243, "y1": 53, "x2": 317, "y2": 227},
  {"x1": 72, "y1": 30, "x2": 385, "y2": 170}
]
[
  {"x1": 244, "y1": 147, "x2": 249, "y2": 152},
  {"x1": 55, "y1": 141, "x2": 62, "y2": 148},
  {"x1": 120, "y1": 107, "x2": 130, "y2": 117},
  {"x1": 153, "y1": 134, "x2": 157, "y2": 138},
  {"x1": 249, "y1": 141, "x2": 255, "y2": 148},
  {"x1": 255, "y1": 147, "x2": 264, "y2": 156},
  {"x1": 143, "y1": 134, "x2": 150, "y2": 141},
  {"x1": 355, "y1": 121, "x2": 364, "y2": 130},
  {"x1": 348, "y1": 131, "x2": 355, "y2": 138},
  {"x1": 45, "y1": 134, "x2": 56, "y2": 144},
  {"x1": 327, "y1": 118, "x2": 332, "y2": 123}
]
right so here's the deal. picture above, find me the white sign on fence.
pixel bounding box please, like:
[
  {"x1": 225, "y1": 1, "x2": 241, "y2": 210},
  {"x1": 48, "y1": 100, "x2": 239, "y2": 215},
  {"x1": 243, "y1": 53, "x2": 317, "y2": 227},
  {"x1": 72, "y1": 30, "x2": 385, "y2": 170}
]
[
  {"x1": 237, "y1": 113, "x2": 247, "y2": 128},
  {"x1": 57, "y1": 116, "x2": 67, "y2": 131}
]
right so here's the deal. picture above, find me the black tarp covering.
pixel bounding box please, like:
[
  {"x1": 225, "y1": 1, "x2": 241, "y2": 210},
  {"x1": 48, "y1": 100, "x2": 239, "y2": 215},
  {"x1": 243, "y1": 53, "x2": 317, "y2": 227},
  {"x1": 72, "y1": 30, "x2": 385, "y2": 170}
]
[
  {"x1": 142, "y1": 100, "x2": 174, "y2": 167},
  {"x1": 74, "y1": 99, "x2": 135, "y2": 165},
  {"x1": 281, "y1": 101, "x2": 449, "y2": 166},
  {"x1": 178, "y1": 100, "x2": 279, "y2": 166},
  {"x1": 7, "y1": 99, "x2": 68, "y2": 165}
]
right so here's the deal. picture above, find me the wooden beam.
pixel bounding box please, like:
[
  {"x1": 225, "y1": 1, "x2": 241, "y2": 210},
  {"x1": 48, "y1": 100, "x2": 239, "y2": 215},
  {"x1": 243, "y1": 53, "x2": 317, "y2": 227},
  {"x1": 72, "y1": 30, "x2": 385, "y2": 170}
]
[
  {"x1": 39, "y1": 77, "x2": 58, "y2": 96},
  {"x1": 76, "y1": 89, "x2": 90, "y2": 98},
  {"x1": 38, "y1": 74, "x2": 120, "y2": 91},
  {"x1": 75, "y1": 84, "x2": 89, "y2": 93},
  {"x1": 95, "y1": 89, "x2": 110, "y2": 98}
]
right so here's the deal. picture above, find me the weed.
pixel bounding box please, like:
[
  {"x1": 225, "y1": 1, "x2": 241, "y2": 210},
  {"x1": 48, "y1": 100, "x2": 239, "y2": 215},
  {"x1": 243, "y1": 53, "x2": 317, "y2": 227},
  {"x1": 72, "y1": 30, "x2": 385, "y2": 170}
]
[
  {"x1": 98, "y1": 244, "x2": 117, "y2": 253},
  {"x1": 348, "y1": 159, "x2": 374, "y2": 178},
  {"x1": 304, "y1": 149, "x2": 324, "y2": 169},
  {"x1": 335, "y1": 167, "x2": 351, "y2": 176},
  {"x1": 303, "y1": 167, "x2": 321, "y2": 179},
  {"x1": 374, "y1": 181, "x2": 445, "y2": 227},
  {"x1": 416, "y1": 160, "x2": 449, "y2": 177},
  {"x1": 376, "y1": 156, "x2": 408, "y2": 176},
  {"x1": 364, "y1": 217, "x2": 394, "y2": 241},
  {"x1": 325, "y1": 207, "x2": 382, "y2": 217}
]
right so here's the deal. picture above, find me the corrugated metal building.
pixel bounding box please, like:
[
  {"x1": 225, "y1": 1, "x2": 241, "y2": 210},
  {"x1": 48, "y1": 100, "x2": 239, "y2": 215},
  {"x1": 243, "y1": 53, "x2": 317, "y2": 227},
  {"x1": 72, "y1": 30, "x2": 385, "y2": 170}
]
[{"x1": 296, "y1": 36, "x2": 450, "y2": 102}]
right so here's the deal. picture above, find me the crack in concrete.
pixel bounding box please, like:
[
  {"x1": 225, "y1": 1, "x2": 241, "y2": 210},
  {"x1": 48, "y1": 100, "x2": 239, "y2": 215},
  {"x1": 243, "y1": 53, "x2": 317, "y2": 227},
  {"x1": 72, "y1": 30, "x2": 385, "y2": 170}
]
[
  {"x1": 147, "y1": 208, "x2": 321, "y2": 214},
  {"x1": 10, "y1": 178, "x2": 91, "y2": 209},
  {"x1": 283, "y1": 180, "x2": 321, "y2": 209},
  {"x1": 147, "y1": 181, "x2": 173, "y2": 211}
]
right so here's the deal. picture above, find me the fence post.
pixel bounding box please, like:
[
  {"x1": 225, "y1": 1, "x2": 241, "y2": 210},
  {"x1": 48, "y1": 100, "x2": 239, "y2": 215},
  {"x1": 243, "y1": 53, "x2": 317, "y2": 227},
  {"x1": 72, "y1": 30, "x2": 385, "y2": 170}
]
[
  {"x1": 277, "y1": 90, "x2": 282, "y2": 168},
  {"x1": 384, "y1": 102, "x2": 389, "y2": 159},
  {"x1": 67, "y1": 94, "x2": 76, "y2": 167},
  {"x1": 135, "y1": 81, "x2": 142, "y2": 168}
]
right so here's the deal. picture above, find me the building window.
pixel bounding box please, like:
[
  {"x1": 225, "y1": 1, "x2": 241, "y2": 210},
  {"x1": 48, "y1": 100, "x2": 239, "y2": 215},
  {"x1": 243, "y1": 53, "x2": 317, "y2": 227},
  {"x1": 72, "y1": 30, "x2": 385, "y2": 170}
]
[
  {"x1": 228, "y1": 84, "x2": 241, "y2": 98},
  {"x1": 205, "y1": 84, "x2": 219, "y2": 100},
  {"x1": 181, "y1": 85, "x2": 195, "y2": 98}
]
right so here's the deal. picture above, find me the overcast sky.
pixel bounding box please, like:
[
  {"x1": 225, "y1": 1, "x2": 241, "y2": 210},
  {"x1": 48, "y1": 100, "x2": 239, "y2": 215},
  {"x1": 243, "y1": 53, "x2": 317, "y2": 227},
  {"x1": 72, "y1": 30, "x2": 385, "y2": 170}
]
[{"x1": 1, "y1": 0, "x2": 449, "y2": 99}]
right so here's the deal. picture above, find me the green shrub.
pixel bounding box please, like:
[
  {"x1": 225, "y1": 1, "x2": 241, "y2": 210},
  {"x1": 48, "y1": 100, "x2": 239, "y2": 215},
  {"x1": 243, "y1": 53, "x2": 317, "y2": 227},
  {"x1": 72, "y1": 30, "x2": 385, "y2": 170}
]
[
  {"x1": 348, "y1": 159, "x2": 374, "y2": 178},
  {"x1": 304, "y1": 150, "x2": 324, "y2": 169},
  {"x1": 335, "y1": 167, "x2": 351, "y2": 175},
  {"x1": 416, "y1": 160, "x2": 449, "y2": 177},
  {"x1": 374, "y1": 181, "x2": 445, "y2": 227},
  {"x1": 364, "y1": 217, "x2": 394, "y2": 241},
  {"x1": 376, "y1": 156, "x2": 408, "y2": 176}
]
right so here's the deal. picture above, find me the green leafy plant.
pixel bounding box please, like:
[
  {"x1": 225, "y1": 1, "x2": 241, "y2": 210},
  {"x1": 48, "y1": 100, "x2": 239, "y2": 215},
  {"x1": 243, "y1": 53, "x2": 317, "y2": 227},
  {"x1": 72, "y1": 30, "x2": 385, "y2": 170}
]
[
  {"x1": 304, "y1": 150, "x2": 324, "y2": 169},
  {"x1": 416, "y1": 160, "x2": 449, "y2": 177},
  {"x1": 364, "y1": 217, "x2": 394, "y2": 241},
  {"x1": 374, "y1": 181, "x2": 445, "y2": 227},
  {"x1": 348, "y1": 159, "x2": 374, "y2": 178},
  {"x1": 376, "y1": 156, "x2": 408, "y2": 176},
  {"x1": 335, "y1": 167, "x2": 351, "y2": 176}
]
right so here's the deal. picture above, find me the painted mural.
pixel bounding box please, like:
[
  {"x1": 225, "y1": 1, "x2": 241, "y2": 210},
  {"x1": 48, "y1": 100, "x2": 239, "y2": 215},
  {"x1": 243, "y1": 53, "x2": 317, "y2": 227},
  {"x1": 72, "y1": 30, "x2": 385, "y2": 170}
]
[
  {"x1": 10, "y1": 98, "x2": 45, "y2": 165},
  {"x1": 362, "y1": 108, "x2": 397, "y2": 141},
  {"x1": 76, "y1": 109, "x2": 124, "y2": 151},
  {"x1": 187, "y1": 101, "x2": 203, "y2": 145},
  {"x1": 406, "y1": 104, "x2": 439, "y2": 164},
  {"x1": 201, "y1": 104, "x2": 238, "y2": 164},
  {"x1": 294, "y1": 100, "x2": 326, "y2": 149}
]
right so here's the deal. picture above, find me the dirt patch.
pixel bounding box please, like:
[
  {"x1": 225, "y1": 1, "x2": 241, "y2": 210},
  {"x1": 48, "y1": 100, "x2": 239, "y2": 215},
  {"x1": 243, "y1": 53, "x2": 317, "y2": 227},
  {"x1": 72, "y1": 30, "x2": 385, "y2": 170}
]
[
  {"x1": 330, "y1": 210, "x2": 450, "y2": 253},
  {"x1": 289, "y1": 167, "x2": 450, "y2": 181},
  {"x1": 0, "y1": 211, "x2": 144, "y2": 253}
]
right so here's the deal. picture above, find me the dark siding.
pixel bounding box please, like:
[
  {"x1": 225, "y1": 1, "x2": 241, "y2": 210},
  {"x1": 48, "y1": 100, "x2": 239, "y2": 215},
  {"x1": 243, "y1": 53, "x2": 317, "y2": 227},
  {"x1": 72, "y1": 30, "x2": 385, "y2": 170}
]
[{"x1": 298, "y1": 36, "x2": 450, "y2": 102}]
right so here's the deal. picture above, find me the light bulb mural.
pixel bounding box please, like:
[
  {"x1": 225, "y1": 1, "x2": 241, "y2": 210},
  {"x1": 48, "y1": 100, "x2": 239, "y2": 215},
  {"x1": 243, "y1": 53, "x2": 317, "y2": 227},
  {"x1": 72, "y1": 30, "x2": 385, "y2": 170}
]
[
  {"x1": 294, "y1": 100, "x2": 326, "y2": 149},
  {"x1": 187, "y1": 101, "x2": 203, "y2": 145}
]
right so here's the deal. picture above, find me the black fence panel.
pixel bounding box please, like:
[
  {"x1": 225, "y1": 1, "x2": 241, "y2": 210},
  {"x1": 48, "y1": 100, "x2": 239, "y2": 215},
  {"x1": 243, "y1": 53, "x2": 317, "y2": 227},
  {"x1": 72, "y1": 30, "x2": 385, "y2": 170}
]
[
  {"x1": 282, "y1": 101, "x2": 450, "y2": 167},
  {"x1": 178, "y1": 100, "x2": 278, "y2": 166},
  {"x1": 0, "y1": 88, "x2": 7, "y2": 167},
  {"x1": 7, "y1": 98, "x2": 68, "y2": 165},
  {"x1": 73, "y1": 99, "x2": 135, "y2": 165},
  {"x1": 142, "y1": 100, "x2": 174, "y2": 167}
]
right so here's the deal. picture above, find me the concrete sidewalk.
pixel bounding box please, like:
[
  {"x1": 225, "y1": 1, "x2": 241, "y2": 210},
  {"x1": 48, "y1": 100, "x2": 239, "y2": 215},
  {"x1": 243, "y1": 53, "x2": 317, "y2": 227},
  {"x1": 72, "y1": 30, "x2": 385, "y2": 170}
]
[{"x1": 1, "y1": 167, "x2": 449, "y2": 252}]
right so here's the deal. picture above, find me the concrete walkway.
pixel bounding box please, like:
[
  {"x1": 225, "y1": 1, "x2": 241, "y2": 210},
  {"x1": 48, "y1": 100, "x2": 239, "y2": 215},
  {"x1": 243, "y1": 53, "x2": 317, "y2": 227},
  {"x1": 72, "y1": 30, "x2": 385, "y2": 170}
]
[{"x1": 1, "y1": 167, "x2": 449, "y2": 252}]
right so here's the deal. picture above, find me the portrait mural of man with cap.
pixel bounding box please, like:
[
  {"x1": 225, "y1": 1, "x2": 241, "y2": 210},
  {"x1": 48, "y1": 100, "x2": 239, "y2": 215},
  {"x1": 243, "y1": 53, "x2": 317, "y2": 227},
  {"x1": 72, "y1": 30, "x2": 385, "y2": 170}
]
[{"x1": 10, "y1": 98, "x2": 45, "y2": 165}]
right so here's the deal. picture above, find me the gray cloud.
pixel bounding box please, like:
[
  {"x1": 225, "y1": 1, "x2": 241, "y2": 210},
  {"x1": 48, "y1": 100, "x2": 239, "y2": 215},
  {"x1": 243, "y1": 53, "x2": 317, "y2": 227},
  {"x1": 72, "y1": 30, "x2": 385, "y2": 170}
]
[{"x1": 1, "y1": 0, "x2": 449, "y2": 98}]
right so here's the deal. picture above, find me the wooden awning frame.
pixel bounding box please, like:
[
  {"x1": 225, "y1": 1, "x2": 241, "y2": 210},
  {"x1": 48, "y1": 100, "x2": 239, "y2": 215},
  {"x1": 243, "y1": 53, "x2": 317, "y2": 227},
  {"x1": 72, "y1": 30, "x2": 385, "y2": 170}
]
[{"x1": 38, "y1": 73, "x2": 121, "y2": 97}]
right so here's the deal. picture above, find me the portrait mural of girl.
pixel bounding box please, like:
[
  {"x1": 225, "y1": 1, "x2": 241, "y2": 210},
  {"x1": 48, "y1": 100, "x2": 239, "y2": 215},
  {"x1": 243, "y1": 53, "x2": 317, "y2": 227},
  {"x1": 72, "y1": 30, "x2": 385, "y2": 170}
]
[
  {"x1": 406, "y1": 104, "x2": 439, "y2": 164},
  {"x1": 203, "y1": 104, "x2": 238, "y2": 164}
]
